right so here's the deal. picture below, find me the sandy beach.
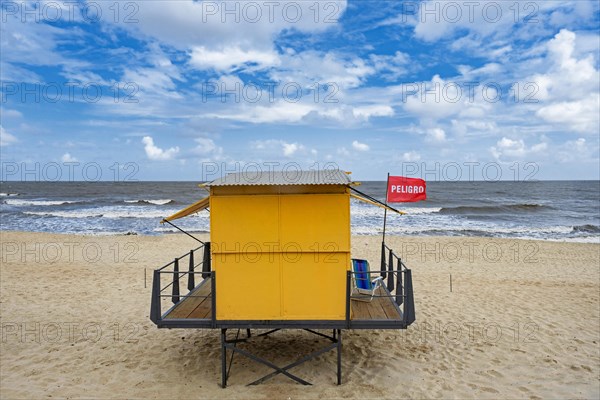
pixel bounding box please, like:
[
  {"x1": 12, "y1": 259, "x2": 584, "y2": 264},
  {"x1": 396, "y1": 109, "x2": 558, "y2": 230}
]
[{"x1": 1, "y1": 231, "x2": 598, "y2": 399}]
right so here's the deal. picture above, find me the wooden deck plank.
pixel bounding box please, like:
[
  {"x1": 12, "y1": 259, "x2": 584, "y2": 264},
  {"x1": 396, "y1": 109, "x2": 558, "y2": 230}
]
[
  {"x1": 350, "y1": 287, "x2": 402, "y2": 321},
  {"x1": 164, "y1": 278, "x2": 212, "y2": 319},
  {"x1": 350, "y1": 298, "x2": 372, "y2": 319},
  {"x1": 376, "y1": 287, "x2": 402, "y2": 320},
  {"x1": 189, "y1": 295, "x2": 212, "y2": 319},
  {"x1": 367, "y1": 295, "x2": 388, "y2": 319}
]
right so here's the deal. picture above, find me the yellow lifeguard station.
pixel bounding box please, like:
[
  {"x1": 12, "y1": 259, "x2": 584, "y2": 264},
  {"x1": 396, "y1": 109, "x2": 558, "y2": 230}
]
[{"x1": 150, "y1": 170, "x2": 415, "y2": 387}]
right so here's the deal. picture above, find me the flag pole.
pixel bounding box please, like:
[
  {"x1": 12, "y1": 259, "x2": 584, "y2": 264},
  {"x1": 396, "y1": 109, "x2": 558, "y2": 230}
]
[{"x1": 382, "y1": 172, "x2": 390, "y2": 244}]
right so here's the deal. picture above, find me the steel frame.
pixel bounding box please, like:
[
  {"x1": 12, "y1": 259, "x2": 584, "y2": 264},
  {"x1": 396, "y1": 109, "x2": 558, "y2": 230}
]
[{"x1": 220, "y1": 328, "x2": 342, "y2": 387}]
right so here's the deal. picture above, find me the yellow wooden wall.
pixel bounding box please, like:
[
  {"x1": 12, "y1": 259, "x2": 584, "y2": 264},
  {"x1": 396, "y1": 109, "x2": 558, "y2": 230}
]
[{"x1": 210, "y1": 186, "x2": 350, "y2": 320}]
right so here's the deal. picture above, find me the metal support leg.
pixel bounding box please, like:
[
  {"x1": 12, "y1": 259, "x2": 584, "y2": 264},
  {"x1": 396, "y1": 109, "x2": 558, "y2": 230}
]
[
  {"x1": 246, "y1": 329, "x2": 251, "y2": 338},
  {"x1": 221, "y1": 329, "x2": 227, "y2": 388},
  {"x1": 337, "y1": 329, "x2": 342, "y2": 385},
  {"x1": 221, "y1": 329, "x2": 341, "y2": 387}
]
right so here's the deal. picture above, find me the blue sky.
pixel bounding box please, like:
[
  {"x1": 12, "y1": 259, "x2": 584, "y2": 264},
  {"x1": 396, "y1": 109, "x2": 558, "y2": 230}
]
[{"x1": 1, "y1": 0, "x2": 599, "y2": 181}]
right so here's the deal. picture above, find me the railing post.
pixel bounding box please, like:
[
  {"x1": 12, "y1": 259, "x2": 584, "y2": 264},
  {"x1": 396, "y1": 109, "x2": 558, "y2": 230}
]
[
  {"x1": 387, "y1": 253, "x2": 395, "y2": 291},
  {"x1": 211, "y1": 271, "x2": 217, "y2": 328},
  {"x1": 202, "y1": 242, "x2": 211, "y2": 279},
  {"x1": 172, "y1": 258, "x2": 180, "y2": 304},
  {"x1": 150, "y1": 269, "x2": 161, "y2": 324},
  {"x1": 188, "y1": 250, "x2": 195, "y2": 291},
  {"x1": 403, "y1": 269, "x2": 415, "y2": 325},
  {"x1": 386, "y1": 249, "x2": 393, "y2": 281},
  {"x1": 396, "y1": 259, "x2": 403, "y2": 306},
  {"x1": 345, "y1": 271, "x2": 351, "y2": 329},
  {"x1": 380, "y1": 242, "x2": 387, "y2": 279}
]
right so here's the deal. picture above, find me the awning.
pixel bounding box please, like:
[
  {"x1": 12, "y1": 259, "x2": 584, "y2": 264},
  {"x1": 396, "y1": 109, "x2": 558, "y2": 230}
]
[
  {"x1": 350, "y1": 192, "x2": 406, "y2": 215},
  {"x1": 161, "y1": 196, "x2": 210, "y2": 223}
]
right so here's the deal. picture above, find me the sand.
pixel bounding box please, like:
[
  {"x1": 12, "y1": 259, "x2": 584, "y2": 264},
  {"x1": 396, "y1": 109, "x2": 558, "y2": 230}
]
[{"x1": 1, "y1": 231, "x2": 598, "y2": 399}]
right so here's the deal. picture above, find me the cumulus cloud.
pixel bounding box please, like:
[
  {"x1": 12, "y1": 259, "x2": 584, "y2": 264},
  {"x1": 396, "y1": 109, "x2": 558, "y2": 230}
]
[
  {"x1": 61, "y1": 153, "x2": 78, "y2": 163},
  {"x1": 192, "y1": 137, "x2": 218, "y2": 154},
  {"x1": 142, "y1": 136, "x2": 179, "y2": 161},
  {"x1": 402, "y1": 151, "x2": 421, "y2": 162},
  {"x1": 337, "y1": 147, "x2": 350, "y2": 157},
  {"x1": 0, "y1": 126, "x2": 17, "y2": 147},
  {"x1": 527, "y1": 30, "x2": 599, "y2": 132},
  {"x1": 557, "y1": 138, "x2": 599, "y2": 163},
  {"x1": 189, "y1": 46, "x2": 281, "y2": 72},
  {"x1": 536, "y1": 94, "x2": 599, "y2": 133},
  {"x1": 108, "y1": 1, "x2": 347, "y2": 50},
  {"x1": 105, "y1": 1, "x2": 347, "y2": 76},
  {"x1": 251, "y1": 139, "x2": 308, "y2": 157},
  {"x1": 426, "y1": 128, "x2": 446, "y2": 143},
  {"x1": 490, "y1": 137, "x2": 548, "y2": 160},
  {"x1": 282, "y1": 142, "x2": 302, "y2": 156},
  {"x1": 352, "y1": 140, "x2": 370, "y2": 151}
]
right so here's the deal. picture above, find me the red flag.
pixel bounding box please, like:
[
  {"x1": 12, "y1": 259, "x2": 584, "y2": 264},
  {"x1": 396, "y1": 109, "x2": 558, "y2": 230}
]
[{"x1": 387, "y1": 176, "x2": 426, "y2": 202}]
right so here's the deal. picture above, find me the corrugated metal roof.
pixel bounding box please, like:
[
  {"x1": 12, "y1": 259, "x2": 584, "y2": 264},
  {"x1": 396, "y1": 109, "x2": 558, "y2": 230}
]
[{"x1": 208, "y1": 170, "x2": 352, "y2": 186}]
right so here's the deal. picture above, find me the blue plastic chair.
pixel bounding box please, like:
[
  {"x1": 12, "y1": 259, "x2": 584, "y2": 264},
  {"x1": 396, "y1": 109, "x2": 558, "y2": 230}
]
[{"x1": 351, "y1": 259, "x2": 383, "y2": 302}]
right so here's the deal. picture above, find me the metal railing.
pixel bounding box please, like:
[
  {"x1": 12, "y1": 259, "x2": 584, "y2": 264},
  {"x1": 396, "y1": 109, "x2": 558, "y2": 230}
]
[
  {"x1": 150, "y1": 240, "x2": 414, "y2": 328},
  {"x1": 381, "y1": 241, "x2": 415, "y2": 324},
  {"x1": 150, "y1": 242, "x2": 212, "y2": 324},
  {"x1": 344, "y1": 241, "x2": 416, "y2": 327}
]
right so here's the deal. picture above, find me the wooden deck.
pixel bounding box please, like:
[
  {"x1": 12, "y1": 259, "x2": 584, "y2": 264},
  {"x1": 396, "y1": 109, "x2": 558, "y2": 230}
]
[
  {"x1": 163, "y1": 278, "x2": 402, "y2": 322},
  {"x1": 164, "y1": 278, "x2": 213, "y2": 319},
  {"x1": 349, "y1": 287, "x2": 402, "y2": 321}
]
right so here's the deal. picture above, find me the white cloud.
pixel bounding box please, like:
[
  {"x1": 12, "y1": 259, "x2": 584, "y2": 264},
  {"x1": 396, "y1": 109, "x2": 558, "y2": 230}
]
[
  {"x1": 337, "y1": 147, "x2": 350, "y2": 157},
  {"x1": 251, "y1": 139, "x2": 306, "y2": 157},
  {"x1": 491, "y1": 137, "x2": 527, "y2": 158},
  {"x1": 282, "y1": 142, "x2": 303, "y2": 157},
  {"x1": 525, "y1": 30, "x2": 600, "y2": 133},
  {"x1": 408, "y1": 1, "x2": 598, "y2": 45},
  {"x1": 270, "y1": 50, "x2": 375, "y2": 90},
  {"x1": 61, "y1": 153, "x2": 78, "y2": 162},
  {"x1": 403, "y1": 74, "x2": 493, "y2": 121},
  {"x1": 490, "y1": 137, "x2": 548, "y2": 160},
  {"x1": 412, "y1": 1, "x2": 517, "y2": 42},
  {"x1": 108, "y1": 1, "x2": 347, "y2": 50},
  {"x1": 1, "y1": 109, "x2": 23, "y2": 118},
  {"x1": 352, "y1": 105, "x2": 394, "y2": 120},
  {"x1": 189, "y1": 46, "x2": 281, "y2": 72},
  {"x1": 426, "y1": 128, "x2": 446, "y2": 143},
  {"x1": 536, "y1": 94, "x2": 600, "y2": 133},
  {"x1": 557, "y1": 138, "x2": 599, "y2": 163},
  {"x1": 122, "y1": 67, "x2": 182, "y2": 98},
  {"x1": 402, "y1": 151, "x2": 421, "y2": 162},
  {"x1": 192, "y1": 137, "x2": 219, "y2": 155},
  {"x1": 369, "y1": 51, "x2": 410, "y2": 80},
  {"x1": 142, "y1": 136, "x2": 180, "y2": 161},
  {"x1": 1, "y1": 12, "x2": 68, "y2": 66},
  {"x1": 530, "y1": 30, "x2": 598, "y2": 101},
  {"x1": 352, "y1": 140, "x2": 370, "y2": 151},
  {"x1": 105, "y1": 1, "x2": 347, "y2": 76},
  {"x1": 0, "y1": 126, "x2": 17, "y2": 147}
]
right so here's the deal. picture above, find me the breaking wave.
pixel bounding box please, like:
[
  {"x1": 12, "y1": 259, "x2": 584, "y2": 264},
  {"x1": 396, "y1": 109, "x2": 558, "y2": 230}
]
[
  {"x1": 572, "y1": 224, "x2": 600, "y2": 234},
  {"x1": 124, "y1": 199, "x2": 175, "y2": 205},
  {"x1": 4, "y1": 199, "x2": 81, "y2": 206},
  {"x1": 439, "y1": 204, "x2": 552, "y2": 215}
]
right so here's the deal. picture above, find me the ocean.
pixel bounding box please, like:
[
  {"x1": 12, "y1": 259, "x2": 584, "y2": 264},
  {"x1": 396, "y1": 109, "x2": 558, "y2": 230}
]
[{"x1": 1, "y1": 181, "x2": 599, "y2": 242}]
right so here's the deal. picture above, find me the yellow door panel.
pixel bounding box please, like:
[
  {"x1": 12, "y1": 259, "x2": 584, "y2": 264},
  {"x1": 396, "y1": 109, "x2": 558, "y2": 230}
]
[
  {"x1": 215, "y1": 253, "x2": 281, "y2": 320},
  {"x1": 211, "y1": 195, "x2": 279, "y2": 253},
  {"x1": 281, "y1": 253, "x2": 349, "y2": 320},
  {"x1": 280, "y1": 194, "x2": 350, "y2": 252}
]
